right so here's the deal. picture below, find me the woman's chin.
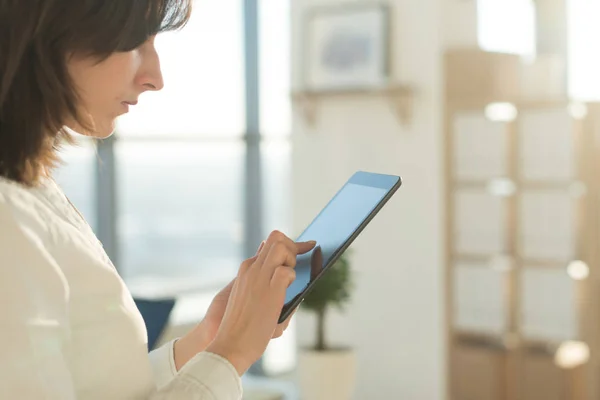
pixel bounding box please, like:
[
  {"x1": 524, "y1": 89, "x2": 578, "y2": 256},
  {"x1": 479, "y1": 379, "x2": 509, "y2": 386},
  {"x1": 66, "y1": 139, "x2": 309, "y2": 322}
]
[{"x1": 92, "y1": 128, "x2": 116, "y2": 139}]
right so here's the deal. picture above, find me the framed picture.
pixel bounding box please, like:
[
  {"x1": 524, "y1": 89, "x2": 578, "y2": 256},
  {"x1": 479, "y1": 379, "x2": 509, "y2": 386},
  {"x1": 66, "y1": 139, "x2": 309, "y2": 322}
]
[{"x1": 303, "y1": 3, "x2": 390, "y2": 91}]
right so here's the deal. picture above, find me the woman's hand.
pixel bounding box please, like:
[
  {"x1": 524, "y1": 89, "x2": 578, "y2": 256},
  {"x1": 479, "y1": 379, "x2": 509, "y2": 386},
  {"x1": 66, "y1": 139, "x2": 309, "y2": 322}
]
[
  {"x1": 202, "y1": 278, "x2": 297, "y2": 343},
  {"x1": 205, "y1": 230, "x2": 316, "y2": 375},
  {"x1": 173, "y1": 234, "x2": 307, "y2": 371}
]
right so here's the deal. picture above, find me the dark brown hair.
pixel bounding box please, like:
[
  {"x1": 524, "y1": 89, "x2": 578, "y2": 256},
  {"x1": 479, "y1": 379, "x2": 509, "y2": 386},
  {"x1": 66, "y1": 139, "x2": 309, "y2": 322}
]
[{"x1": 0, "y1": 0, "x2": 191, "y2": 185}]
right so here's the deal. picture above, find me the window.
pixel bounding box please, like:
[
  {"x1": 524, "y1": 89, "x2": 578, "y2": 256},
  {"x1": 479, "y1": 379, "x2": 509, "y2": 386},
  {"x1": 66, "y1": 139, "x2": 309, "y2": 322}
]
[
  {"x1": 477, "y1": 0, "x2": 536, "y2": 57},
  {"x1": 259, "y1": 0, "x2": 291, "y2": 137},
  {"x1": 260, "y1": 0, "x2": 292, "y2": 238},
  {"x1": 116, "y1": 142, "x2": 244, "y2": 285},
  {"x1": 568, "y1": 0, "x2": 600, "y2": 100}
]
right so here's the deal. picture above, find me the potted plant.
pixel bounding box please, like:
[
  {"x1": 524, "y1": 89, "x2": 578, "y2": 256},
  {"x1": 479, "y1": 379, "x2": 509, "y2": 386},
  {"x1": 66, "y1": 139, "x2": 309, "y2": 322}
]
[{"x1": 298, "y1": 250, "x2": 356, "y2": 400}]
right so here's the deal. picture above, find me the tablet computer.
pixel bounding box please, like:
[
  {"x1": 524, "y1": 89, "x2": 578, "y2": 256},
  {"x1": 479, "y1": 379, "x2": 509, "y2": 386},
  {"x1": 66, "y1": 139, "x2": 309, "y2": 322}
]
[{"x1": 279, "y1": 171, "x2": 402, "y2": 323}]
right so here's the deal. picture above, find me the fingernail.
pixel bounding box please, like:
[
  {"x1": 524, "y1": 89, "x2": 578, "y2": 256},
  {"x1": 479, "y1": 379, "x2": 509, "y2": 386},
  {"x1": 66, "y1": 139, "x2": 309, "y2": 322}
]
[{"x1": 308, "y1": 240, "x2": 317, "y2": 245}]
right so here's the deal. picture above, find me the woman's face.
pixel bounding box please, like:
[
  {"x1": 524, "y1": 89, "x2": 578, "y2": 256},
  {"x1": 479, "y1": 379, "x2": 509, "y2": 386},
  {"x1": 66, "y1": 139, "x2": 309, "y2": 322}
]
[{"x1": 66, "y1": 37, "x2": 164, "y2": 138}]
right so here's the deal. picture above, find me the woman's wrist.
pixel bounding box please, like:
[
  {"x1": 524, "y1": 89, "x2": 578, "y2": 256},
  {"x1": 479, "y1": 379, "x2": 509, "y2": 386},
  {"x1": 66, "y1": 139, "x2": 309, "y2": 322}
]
[
  {"x1": 205, "y1": 340, "x2": 251, "y2": 376},
  {"x1": 172, "y1": 320, "x2": 214, "y2": 371}
]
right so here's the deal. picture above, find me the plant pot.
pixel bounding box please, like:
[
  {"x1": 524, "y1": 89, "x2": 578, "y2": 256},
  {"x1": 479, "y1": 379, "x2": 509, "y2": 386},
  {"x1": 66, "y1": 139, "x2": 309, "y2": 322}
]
[{"x1": 298, "y1": 348, "x2": 356, "y2": 400}]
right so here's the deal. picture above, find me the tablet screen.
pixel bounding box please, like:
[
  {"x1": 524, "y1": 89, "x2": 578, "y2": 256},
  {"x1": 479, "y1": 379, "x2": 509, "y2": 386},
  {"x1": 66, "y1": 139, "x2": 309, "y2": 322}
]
[{"x1": 284, "y1": 182, "x2": 390, "y2": 305}]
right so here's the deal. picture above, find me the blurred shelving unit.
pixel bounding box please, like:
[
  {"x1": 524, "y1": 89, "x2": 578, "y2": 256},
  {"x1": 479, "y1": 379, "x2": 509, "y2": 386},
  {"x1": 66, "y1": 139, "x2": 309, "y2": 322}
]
[{"x1": 445, "y1": 48, "x2": 600, "y2": 400}]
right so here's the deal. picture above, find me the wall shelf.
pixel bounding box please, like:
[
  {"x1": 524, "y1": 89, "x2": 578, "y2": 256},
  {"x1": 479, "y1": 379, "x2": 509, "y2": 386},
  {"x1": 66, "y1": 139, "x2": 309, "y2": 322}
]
[{"x1": 291, "y1": 85, "x2": 415, "y2": 128}]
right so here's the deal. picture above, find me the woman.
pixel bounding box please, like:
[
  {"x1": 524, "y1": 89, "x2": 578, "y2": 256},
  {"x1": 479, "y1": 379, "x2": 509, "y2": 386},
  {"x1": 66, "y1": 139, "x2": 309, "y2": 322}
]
[{"x1": 0, "y1": 0, "x2": 315, "y2": 398}]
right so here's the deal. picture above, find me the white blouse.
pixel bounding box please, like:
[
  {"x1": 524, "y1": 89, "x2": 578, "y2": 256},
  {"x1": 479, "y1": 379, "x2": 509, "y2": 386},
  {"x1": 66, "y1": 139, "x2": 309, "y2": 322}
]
[{"x1": 0, "y1": 177, "x2": 242, "y2": 399}]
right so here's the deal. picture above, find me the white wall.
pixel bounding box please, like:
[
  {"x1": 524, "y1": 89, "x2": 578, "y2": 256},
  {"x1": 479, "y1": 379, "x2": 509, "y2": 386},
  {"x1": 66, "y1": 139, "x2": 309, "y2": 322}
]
[
  {"x1": 442, "y1": 0, "x2": 479, "y2": 49},
  {"x1": 291, "y1": 0, "x2": 445, "y2": 399}
]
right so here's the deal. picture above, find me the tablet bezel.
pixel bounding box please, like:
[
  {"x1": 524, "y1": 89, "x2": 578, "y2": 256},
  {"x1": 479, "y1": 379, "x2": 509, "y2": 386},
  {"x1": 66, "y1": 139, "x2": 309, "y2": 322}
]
[{"x1": 278, "y1": 171, "x2": 402, "y2": 323}]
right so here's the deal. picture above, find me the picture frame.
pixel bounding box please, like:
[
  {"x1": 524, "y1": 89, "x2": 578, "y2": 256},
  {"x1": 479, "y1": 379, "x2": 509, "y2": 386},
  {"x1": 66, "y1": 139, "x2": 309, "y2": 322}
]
[{"x1": 303, "y1": 3, "x2": 391, "y2": 91}]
